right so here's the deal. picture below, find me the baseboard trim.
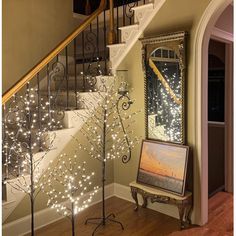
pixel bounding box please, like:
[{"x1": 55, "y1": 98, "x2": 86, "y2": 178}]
[
  {"x1": 2, "y1": 184, "x2": 115, "y2": 236},
  {"x1": 3, "y1": 182, "x2": 180, "y2": 236}
]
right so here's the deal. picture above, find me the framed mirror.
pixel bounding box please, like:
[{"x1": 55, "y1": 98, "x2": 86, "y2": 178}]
[{"x1": 140, "y1": 32, "x2": 187, "y2": 144}]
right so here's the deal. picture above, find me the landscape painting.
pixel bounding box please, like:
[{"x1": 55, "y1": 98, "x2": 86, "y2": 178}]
[{"x1": 137, "y1": 140, "x2": 189, "y2": 196}]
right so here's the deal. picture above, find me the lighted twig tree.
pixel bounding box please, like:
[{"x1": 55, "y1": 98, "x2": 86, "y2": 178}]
[
  {"x1": 73, "y1": 76, "x2": 140, "y2": 235},
  {"x1": 2, "y1": 84, "x2": 62, "y2": 236},
  {"x1": 43, "y1": 153, "x2": 99, "y2": 236}
]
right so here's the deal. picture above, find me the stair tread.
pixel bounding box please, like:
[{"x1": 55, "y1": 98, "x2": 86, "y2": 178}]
[
  {"x1": 132, "y1": 2, "x2": 154, "y2": 11},
  {"x1": 107, "y1": 43, "x2": 126, "y2": 48},
  {"x1": 119, "y1": 23, "x2": 139, "y2": 30}
]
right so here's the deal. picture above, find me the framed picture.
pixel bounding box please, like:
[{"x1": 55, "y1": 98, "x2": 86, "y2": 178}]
[{"x1": 137, "y1": 140, "x2": 189, "y2": 196}]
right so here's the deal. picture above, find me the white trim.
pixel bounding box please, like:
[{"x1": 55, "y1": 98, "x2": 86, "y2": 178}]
[
  {"x1": 211, "y1": 27, "x2": 233, "y2": 42},
  {"x1": 2, "y1": 184, "x2": 115, "y2": 236},
  {"x1": 224, "y1": 42, "x2": 234, "y2": 193},
  {"x1": 193, "y1": 0, "x2": 232, "y2": 226}
]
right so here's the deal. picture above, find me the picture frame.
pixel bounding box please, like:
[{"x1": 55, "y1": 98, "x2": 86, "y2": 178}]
[{"x1": 137, "y1": 140, "x2": 189, "y2": 196}]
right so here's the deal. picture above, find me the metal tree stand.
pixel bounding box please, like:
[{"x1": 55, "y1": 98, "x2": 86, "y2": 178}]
[{"x1": 85, "y1": 159, "x2": 124, "y2": 235}]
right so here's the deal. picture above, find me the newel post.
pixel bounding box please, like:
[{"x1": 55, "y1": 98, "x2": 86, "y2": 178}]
[{"x1": 108, "y1": 0, "x2": 116, "y2": 44}]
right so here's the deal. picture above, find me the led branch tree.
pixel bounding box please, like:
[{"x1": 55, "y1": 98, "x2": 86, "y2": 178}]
[
  {"x1": 73, "y1": 77, "x2": 140, "y2": 235},
  {"x1": 2, "y1": 84, "x2": 62, "y2": 236},
  {"x1": 43, "y1": 153, "x2": 99, "y2": 236}
]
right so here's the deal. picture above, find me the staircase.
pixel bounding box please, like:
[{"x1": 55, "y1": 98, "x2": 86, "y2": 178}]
[{"x1": 2, "y1": 0, "x2": 166, "y2": 227}]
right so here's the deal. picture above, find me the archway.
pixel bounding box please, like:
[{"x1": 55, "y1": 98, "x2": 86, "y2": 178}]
[{"x1": 193, "y1": 0, "x2": 233, "y2": 225}]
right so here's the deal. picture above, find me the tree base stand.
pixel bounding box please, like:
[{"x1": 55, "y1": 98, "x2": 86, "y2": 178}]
[{"x1": 85, "y1": 213, "x2": 124, "y2": 236}]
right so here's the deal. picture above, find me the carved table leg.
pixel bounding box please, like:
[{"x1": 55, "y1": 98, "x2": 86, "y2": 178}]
[
  {"x1": 142, "y1": 195, "x2": 148, "y2": 208},
  {"x1": 185, "y1": 198, "x2": 192, "y2": 225},
  {"x1": 177, "y1": 203, "x2": 185, "y2": 229},
  {"x1": 131, "y1": 187, "x2": 139, "y2": 211},
  {"x1": 177, "y1": 198, "x2": 192, "y2": 229}
]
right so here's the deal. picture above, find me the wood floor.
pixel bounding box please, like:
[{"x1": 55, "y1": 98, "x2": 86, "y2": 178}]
[{"x1": 32, "y1": 192, "x2": 233, "y2": 236}]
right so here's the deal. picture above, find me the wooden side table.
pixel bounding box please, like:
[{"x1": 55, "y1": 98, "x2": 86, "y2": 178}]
[{"x1": 129, "y1": 181, "x2": 192, "y2": 229}]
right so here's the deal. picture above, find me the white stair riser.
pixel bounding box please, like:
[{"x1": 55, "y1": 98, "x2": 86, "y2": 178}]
[
  {"x1": 120, "y1": 25, "x2": 139, "y2": 43},
  {"x1": 133, "y1": 3, "x2": 154, "y2": 24}
]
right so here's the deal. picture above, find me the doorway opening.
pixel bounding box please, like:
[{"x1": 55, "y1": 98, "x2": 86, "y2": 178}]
[{"x1": 208, "y1": 39, "x2": 225, "y2": 198}]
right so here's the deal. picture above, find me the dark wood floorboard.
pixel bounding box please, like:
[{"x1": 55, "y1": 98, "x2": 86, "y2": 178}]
[
  {"x1": 169, "y1": 192, "x2": 233, "y2": 236},
  {"x1": 30, "y1": 192, "x2": 233, "y2": 236}
]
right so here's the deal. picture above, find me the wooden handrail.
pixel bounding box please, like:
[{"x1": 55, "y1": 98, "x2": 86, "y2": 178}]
[{"x1": 2, "y1": 0, "x2": 107, "y2": 105}]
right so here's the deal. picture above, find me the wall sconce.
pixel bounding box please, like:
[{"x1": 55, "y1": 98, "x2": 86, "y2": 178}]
[
  {"x1": 116, "y1": 70, "x2": 133, "y2": 163},
  {"x1": 117, "y1": 69, "x2": 133, "y2": 105}
]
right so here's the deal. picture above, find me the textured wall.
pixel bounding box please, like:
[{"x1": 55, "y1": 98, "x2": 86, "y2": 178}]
[{"x1": 2, "y1": 0, "x2": 82, "y2": 93}]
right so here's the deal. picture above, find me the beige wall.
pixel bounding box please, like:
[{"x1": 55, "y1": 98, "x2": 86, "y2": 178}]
[
  {"x1": 115, "y1": 0, "x2": 212, "y2": 225},
  {"x1": 2, "y1": 0, "x2": 82, "y2": 93},
  {"x1": 215, "y1": 4, "x2": 233, "y2": 33}
]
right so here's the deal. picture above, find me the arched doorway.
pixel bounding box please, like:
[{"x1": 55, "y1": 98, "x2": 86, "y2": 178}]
[{"x1": 193, "y1": 0, "x2": 233, "y2": 225}]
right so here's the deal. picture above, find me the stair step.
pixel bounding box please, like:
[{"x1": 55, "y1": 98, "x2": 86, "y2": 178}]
[
  {"x1": 53, "y1": 75, "x2": 94, "y2": 91},
  {"x1": 39, "y1": 90, "x2": 104, "y2": 109},
  {"x1": 118, "y1": 23, "x2": 139, "y2": 31},
  {"x1": 75, "y1": 56, "x2": 103, "y2": 64},
  {"x1": 119, "y1": 24, "x2": 139, "y2": 43},
  {"x1": 132, "y1": 2, "x2": 154, "y2": 11},
  {"x1": 52, "y1": 75, "x2": 115, "y2": 92},
  {"x1": 58, "y1": 55, "x2": 108, "y2": 76},
  {"x1": 133, "y1": 3, "x2": 154, "y2": 24},
  {"x1": 107, "y1": 43, "x2": 126, "y2": 60}
]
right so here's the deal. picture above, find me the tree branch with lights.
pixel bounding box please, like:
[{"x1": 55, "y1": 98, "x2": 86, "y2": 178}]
[
  {"x1": 2, "y1": 84, "x2": 63, "y2": 236},
  {"x1": 42, "y1": 153, "x2": 99, "y2": 236},
  {"x1": 72, "y1": 76, "x2": 140, "y2": 235}
]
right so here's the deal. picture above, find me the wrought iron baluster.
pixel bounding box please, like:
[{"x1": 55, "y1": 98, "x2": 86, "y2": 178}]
[
  {"x1": 117, "y1": 3, "x2": 119, "y2": 41},
  {"x1": 65, "y1": 47, "x2": 69, "y2": 110},
  {"x1": 89, "y1": 23, "x2": 93, "y2": 64},
  {"x1": 2, "y1": 104, "x2": 8, "y2": 180},
  {"x1": 125, "y1": 2, "x2": 137, "y2": 26},
  {"x1": 96, "y1": 16, "x2": 100, "y2": 60},
  {"x1": 129, "y1": 5, "x2": 132, "y2": 25},
  {"x1": 74, "y1": 38, "x2": 78, "y2": 109},
  {"x1": 37, "y1": 73, "x2": 43, "y2": 151},
  {"x1": 123, "y1": 0, "x2": 126, "y2": 26},
  {"x1": 103, "y1": 10, "x2": 107, "y2": 74},
  {"x1": 47, "y1": 63, "x2": 51, "y2": 124},
  {"x1": 82, "y1": 31, "x2": 85, "y2": 91},
  {"x1": 26, "y1": 83, "x2": 31, "y2": 177}
]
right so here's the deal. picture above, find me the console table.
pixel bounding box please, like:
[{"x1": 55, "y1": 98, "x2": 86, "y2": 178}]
[{"x1": 129, "y1": 181, "x2": 192, "y2": 229}]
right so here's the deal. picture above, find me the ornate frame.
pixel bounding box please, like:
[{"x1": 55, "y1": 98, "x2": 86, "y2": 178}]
[
  {"x1": 140, "y1": 31, "x2": 187, "y2": 144},
  {"x1": 136, "y1": 139, "x2": 189, "y2": 196}
]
